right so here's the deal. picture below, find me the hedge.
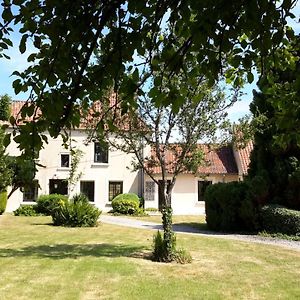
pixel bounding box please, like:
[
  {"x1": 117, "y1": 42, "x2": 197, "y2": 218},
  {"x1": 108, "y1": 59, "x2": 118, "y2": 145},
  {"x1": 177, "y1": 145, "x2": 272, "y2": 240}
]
[
  {"x1": 204, "y1": 182, "x2": 257, "y2": 232},
  {"x1": 260, "y1": 205, "x2": 300, "y2": 236}
]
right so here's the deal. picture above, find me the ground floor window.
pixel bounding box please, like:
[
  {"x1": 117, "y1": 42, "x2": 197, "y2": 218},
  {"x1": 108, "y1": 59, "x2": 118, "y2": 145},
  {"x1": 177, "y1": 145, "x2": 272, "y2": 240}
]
[
  {"x1": 198, "y1": 180, "x2": 212, "y2": 201},
  {"x1": 23, "y1": 180, "x2": 39, "y2": 202},
  {"x1": 109, "y1": 181, "x2": 123, "y2": 201},
  {"x1": 145, "y1": 181, "x2": 155, "y2": 201},
  {"x1": 49, "y1": 179, "x2": 68, "y2": 195},
  {"x1": 80, "y1": 181, "x2": 95, "y2": 202}
]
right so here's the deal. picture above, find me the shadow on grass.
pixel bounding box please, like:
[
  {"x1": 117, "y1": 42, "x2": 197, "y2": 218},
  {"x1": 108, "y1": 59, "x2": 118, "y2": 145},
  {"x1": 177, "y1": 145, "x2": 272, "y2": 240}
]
[
  {"x1": 174, "y1": 222, "x2": 208, "y2": 231},
  {"x1": 0, "y1": 243, "x2": 147, "y2": 260}
]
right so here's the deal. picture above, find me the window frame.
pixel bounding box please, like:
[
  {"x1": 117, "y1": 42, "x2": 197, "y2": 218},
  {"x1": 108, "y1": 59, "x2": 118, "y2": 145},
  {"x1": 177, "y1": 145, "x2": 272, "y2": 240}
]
[
  {"x1": 60, "y1": 153, "x2": 70, "y2": 168},
  {"x1": 80, "y1": 181, "x2": 95, "y2": 202},
  {"x1": 109, "y1": 181, "x2": 123, "y2": 201},
  {"x1": 22, "y1": 179, "x2": 39, "y2": 202},
  {"x1": 94, "y1": 142, "x2": 108, "y2": 164}
]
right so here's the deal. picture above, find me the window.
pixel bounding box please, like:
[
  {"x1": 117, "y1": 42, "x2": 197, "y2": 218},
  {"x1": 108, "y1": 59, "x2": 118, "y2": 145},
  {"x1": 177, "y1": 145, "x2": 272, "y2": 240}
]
[
  {"x1": 49, "y1": 179, "x2": 68, "y2": 195},
  {"x1": 60, "y1": 154, "x2": 70, "y2": 168},
  {"x1": 109, "y1": 181, "x2": 123, "y2": 201},
  {"x1": 23, "y1": 180, "x2": 39, "y2": 202},
  {"x1": 198, "y1": 181, "x2": 212, "y2": 201},
  {"x1": 80, "y1": 181, "x2": 95, "y2": 202},
  {"x1": 94, "y1": 142, "x2": 108, "y2": 163},
  {"x1": 145, "y1": 181, "x2": 155, "y2": 201}
]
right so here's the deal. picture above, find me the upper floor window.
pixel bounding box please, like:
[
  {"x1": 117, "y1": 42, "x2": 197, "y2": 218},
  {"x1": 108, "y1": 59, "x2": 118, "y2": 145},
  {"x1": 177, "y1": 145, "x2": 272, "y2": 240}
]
[
  {"x1": 60, "y1": 154, "x2": 70, "y2": 168},
  {"x1": 94, "y1": 142, "x2": 108, "y2": 163}
]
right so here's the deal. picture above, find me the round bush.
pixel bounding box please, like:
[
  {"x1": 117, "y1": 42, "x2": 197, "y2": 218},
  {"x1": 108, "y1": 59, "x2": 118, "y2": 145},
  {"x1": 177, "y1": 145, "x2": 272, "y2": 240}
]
[
  {"x1": 0, "y1": 190, "x2": 7, "y2": 215},
  {"x1": 111, "y1": 193, "x2": 140, "y2": 215},
  {"x1": 36, "y1": 194, "x2": 68, "y2": 215}
]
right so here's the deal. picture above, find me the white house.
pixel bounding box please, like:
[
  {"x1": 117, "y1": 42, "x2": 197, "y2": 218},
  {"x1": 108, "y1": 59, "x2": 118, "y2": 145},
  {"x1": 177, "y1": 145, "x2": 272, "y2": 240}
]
[
  {"x1": 143, "y1": 144, "x2": 252, "y2": 215},
  {"x1": 6, "y1": 101, "x2": 141, "y2": 212},
  {"x1": 5, "y1": 101, "x2": 253, "y2": 214}
]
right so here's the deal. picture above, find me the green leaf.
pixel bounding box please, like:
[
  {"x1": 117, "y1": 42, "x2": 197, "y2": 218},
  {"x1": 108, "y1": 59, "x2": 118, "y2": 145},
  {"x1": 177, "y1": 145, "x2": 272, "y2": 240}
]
[
  {"x1": 3, "y1": 133, "x2": 11, "y2": 148},
  {"x1": 132, "y1": 68, "x2": 139, "y2": 82},
  {"x1": 12, "y1": 79, "x2": 22, "y2": 94},
  {"x1": 19, "y1": 34, "x2": 28, "y2": 54},
  {"x1": 33, "y1": 36, "x2": 41, "y2": 48},
  {"x1": 247, "y1": 72, "x2": 254, "y2": 83},
  {"x1": 2, "y1": 38, "x2": 13, "y2": 47},
  {"x1": 27, "y1": 53, "x2": 36, "y2": 62},
  {"x1": 0, "y1": 42, "x2": 8, "y2": 50},
  {"x1": 9, "y1": 115, "x2": 15, "y2": 125},
  {"x1": 1, "y1": 7, "x2": 13, "y2": 22}
]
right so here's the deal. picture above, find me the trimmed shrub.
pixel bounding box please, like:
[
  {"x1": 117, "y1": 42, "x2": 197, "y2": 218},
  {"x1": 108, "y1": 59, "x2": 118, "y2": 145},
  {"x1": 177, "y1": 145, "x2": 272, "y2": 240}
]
[
  {"x1": 111, "y1": 193, "x2": 140, "y2": 215},
  {"x1": 0, "y1": 190, "x2": 7, "y2": 214},
  {"x1": 152, "y1": 230, "x2": 165, "y2": 261},
  {"x1": 205, "y1": 182, "x2": 257, "y2": 232},
  {"x1": 51, "y1": 194, "x2": 101, "y2": 227},
  {"x1": 152, "y1": 230, "x2": 191, "y2": 264},
  {"x1": 260, "y1": 205, "x2": 300, "y2": 236},
  {"x1": 14, "y1": 205, "x2": 39, "y2": 216},
  {"x1": 36, "y1": 194, "x2": 68, "y2": 215}
]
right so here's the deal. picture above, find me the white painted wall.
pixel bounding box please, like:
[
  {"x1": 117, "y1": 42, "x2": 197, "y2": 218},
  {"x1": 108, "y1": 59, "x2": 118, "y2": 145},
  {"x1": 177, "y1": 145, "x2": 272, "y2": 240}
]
[
  {"x1": 6, "y1": 129, "x2": 139, "y2": 212},
  {"x1": 144, "y1": 173, "x2": 239, "y2": 215}
]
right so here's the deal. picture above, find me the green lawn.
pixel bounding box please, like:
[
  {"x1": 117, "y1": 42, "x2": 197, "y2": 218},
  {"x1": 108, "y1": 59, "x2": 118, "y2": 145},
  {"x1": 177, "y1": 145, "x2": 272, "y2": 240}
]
[{"x1": 0, "y1": 214, "x2": 299, "y2": 300}]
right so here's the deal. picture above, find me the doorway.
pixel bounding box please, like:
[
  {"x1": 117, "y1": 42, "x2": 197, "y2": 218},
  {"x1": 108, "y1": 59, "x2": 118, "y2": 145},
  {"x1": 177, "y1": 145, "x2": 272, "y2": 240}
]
[{"x1": 49, "y1": 179, "x2": 68, "y2": 195}]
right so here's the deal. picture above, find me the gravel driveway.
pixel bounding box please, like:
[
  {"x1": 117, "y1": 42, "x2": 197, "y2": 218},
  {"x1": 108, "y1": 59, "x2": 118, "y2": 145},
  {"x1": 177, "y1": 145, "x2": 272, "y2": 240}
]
[{"x1": 100, "y1": 215, "x2": 300, "y2": 251}]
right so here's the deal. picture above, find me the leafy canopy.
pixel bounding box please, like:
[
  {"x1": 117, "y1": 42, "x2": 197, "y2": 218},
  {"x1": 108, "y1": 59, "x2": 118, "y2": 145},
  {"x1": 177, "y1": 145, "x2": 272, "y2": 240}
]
[{"x1": 0, "y1": 0, "x2": 298, "y2": 157}]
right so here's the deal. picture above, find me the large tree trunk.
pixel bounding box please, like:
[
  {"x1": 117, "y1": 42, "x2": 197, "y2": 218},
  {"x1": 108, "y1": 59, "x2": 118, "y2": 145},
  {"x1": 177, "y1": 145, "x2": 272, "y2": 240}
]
[{"x1": 159, "y1": 181, "x2": 176, "y2": 262}]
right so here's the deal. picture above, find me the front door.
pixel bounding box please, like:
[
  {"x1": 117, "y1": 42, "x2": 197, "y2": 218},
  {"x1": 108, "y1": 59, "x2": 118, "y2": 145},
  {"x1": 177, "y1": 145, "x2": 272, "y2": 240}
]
[
  {"x1": 49, "y1": 179, "x2": 68, "y2": 195},
  {"x1": 158, "y1": 180, "x2": 171, "y2": 211}
]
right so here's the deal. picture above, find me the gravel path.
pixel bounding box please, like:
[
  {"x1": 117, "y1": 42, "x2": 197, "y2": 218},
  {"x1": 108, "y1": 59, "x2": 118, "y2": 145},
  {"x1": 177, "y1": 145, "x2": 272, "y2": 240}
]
[{"x1": 100, "y1": 215, "x2": 300, "y2": 251}]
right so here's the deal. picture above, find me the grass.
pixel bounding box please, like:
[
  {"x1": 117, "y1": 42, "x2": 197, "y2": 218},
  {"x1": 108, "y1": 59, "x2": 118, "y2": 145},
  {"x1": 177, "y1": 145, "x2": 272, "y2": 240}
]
[{"x1": 0, "y1": 214, "x2": 300, "y2": 299}]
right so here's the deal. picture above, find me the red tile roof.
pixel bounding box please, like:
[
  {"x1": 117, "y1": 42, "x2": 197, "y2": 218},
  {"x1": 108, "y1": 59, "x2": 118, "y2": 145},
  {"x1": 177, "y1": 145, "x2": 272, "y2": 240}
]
[
  {"x1": 9, "y1": 96, "x2": 145, "y2": 131},
  {"x1": 147, "y1": 144, "x2": 238, "y2": 175},
  {"x1": 236, "y1": 141, "x2": 253, "y2": 175}
]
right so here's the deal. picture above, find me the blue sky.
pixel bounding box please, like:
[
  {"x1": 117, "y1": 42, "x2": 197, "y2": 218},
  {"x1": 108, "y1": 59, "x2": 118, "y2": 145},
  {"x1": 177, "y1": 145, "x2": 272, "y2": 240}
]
[{"x1": 0, "y1": 4, "x2": 299, "y2": 122}]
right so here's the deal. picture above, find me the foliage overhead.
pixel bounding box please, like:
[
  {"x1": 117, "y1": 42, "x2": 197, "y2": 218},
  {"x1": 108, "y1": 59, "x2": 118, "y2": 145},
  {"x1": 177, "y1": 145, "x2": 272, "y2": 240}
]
[
  {"x1": 0, "y1": 0, "x2": 298, "y2": 158},
  {"x1": 247, "y1": 49, "x2": 300, "y2": 210}
]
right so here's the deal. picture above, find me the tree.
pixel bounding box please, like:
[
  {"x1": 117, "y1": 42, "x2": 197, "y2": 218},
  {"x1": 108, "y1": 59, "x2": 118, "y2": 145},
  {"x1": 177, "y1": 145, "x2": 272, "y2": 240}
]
[
  {"x1": 0, "y1": 0, "x2": 298, "y2": 157},
  {"x1": 247, "y1": 41, "x2": 300, "y2": 210},
  {"x1": 0, "y1": 128, "x2": 12, "y2": 192},
  {"x1": 104, "y1": 73, "x2": 232, "y2": 261},
  {"x1": 0, "y1": 94, "x2": 11, "y2": 121},
  {"x1": 6, "y1": 156, "x2": 36, "y2": 199}
]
